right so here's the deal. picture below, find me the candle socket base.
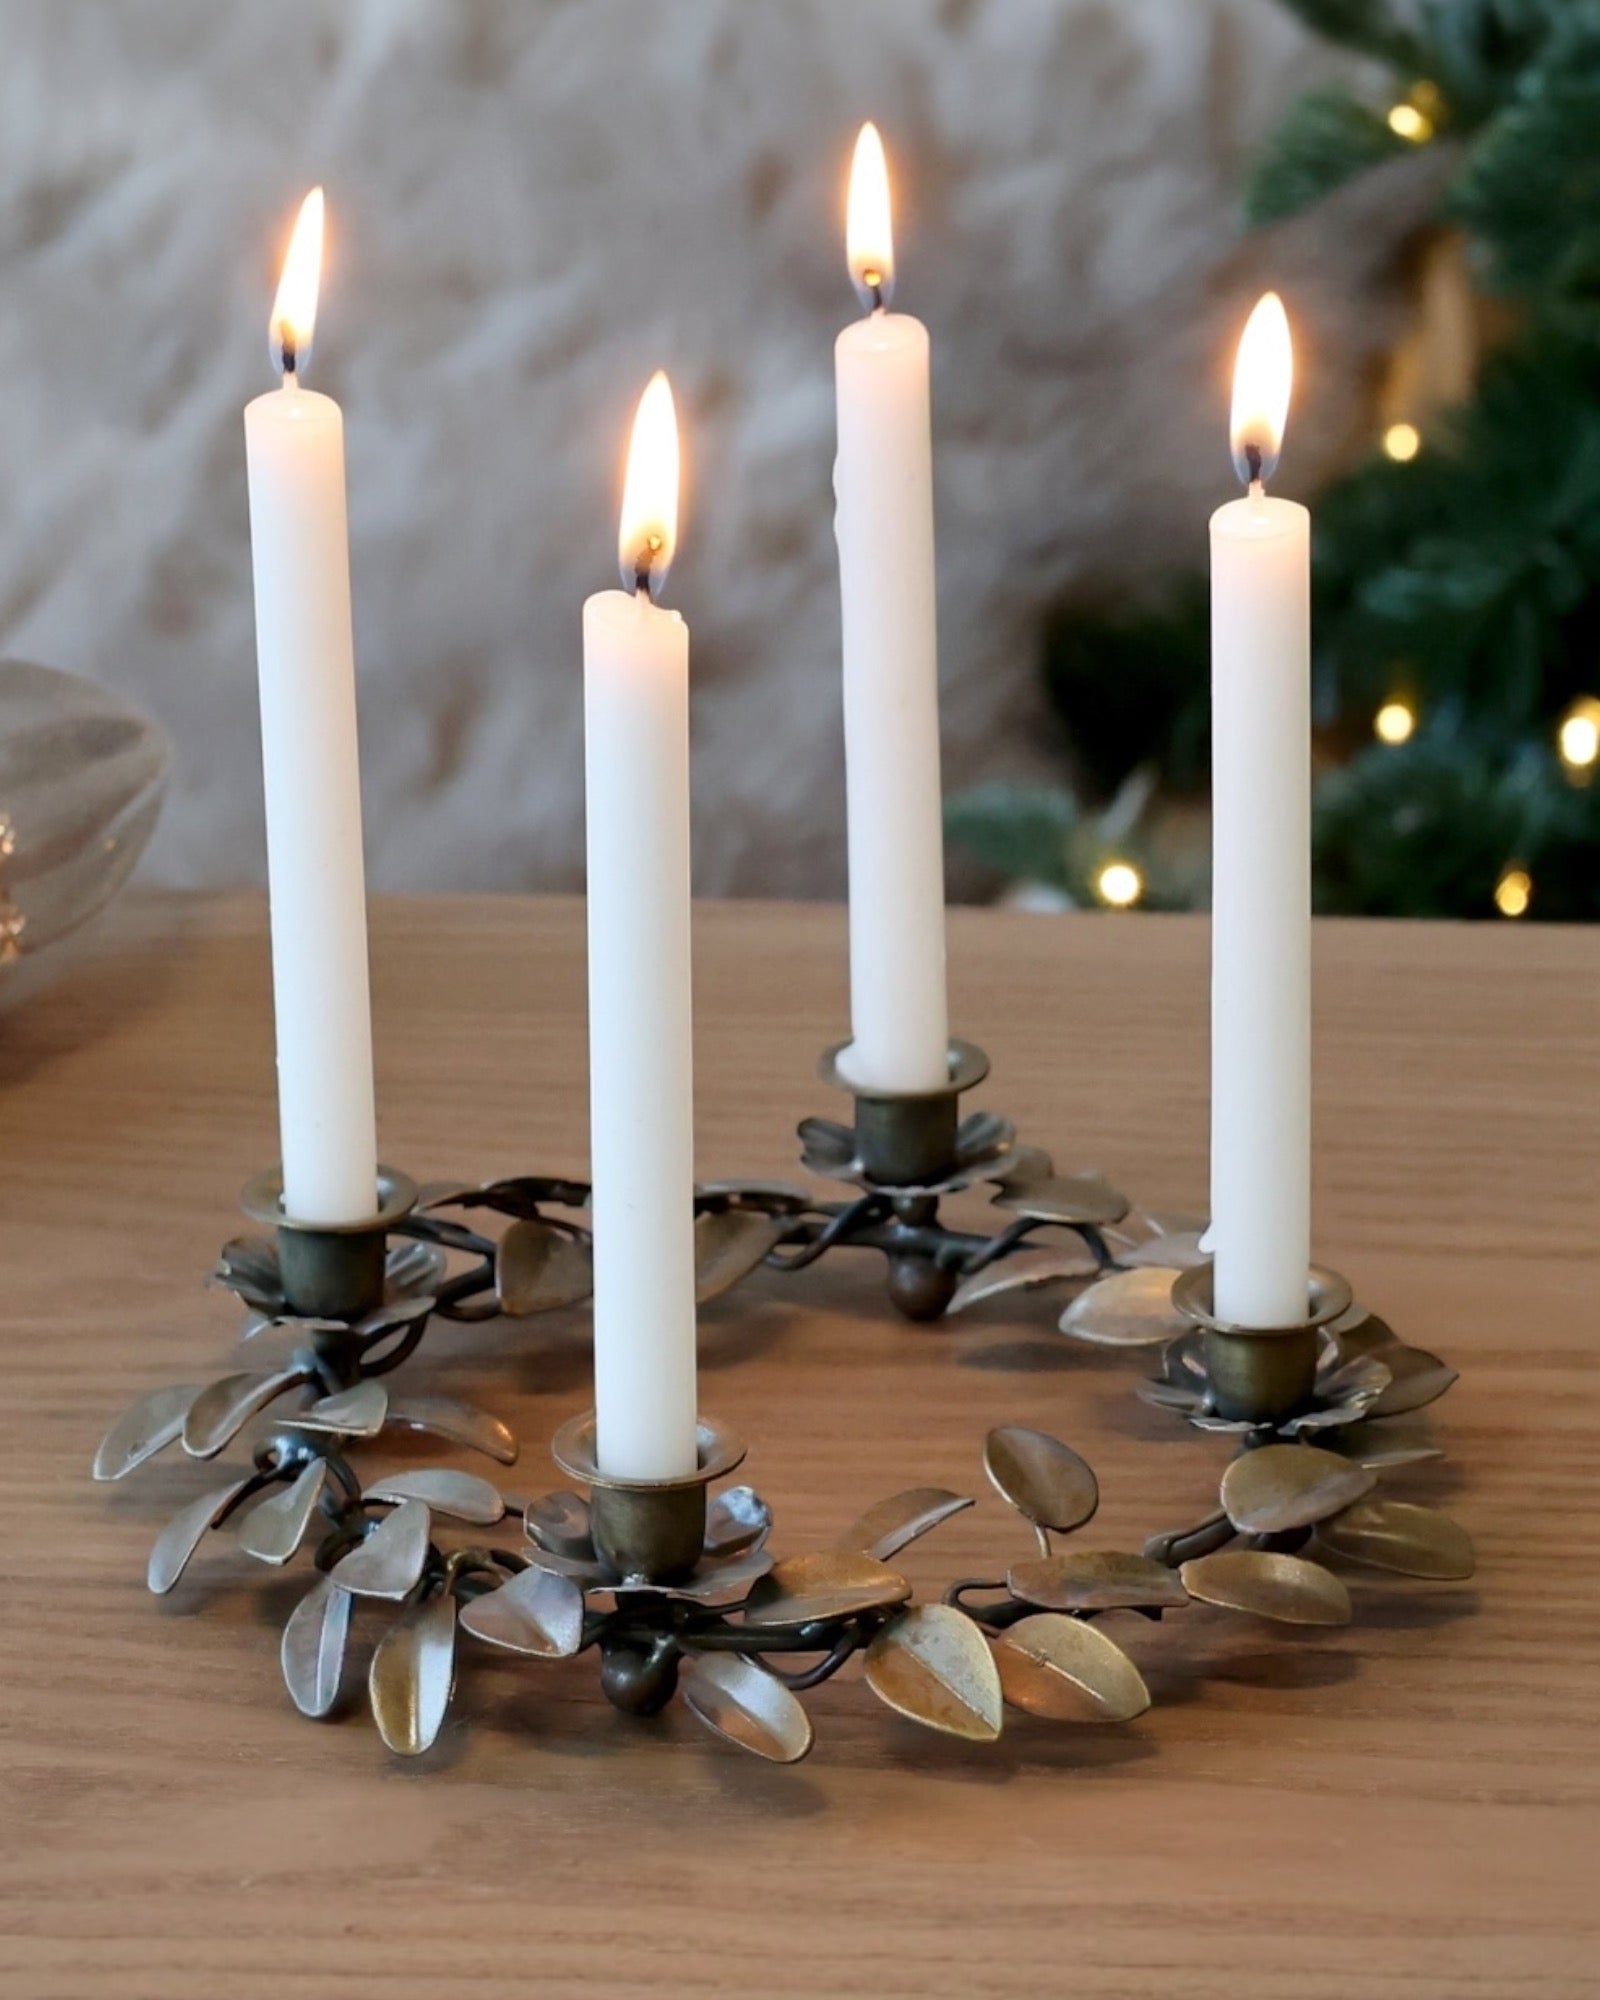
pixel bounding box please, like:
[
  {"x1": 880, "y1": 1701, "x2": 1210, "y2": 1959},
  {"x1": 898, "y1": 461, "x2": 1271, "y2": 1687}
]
[
  {"x1": 550, "y1": 1413, "x2": 744, "y2": 1586},
  {"x1": 241, "y1": 1167, "x2": 420, "y2": 1326},
  {"x1": 1171, "y1": 1264, "x2": 1352, "y2": 1426}
]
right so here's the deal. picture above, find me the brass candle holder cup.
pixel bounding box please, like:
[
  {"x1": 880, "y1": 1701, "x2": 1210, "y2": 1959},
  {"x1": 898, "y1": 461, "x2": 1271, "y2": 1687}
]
[{"x1": 94, "y1": 1144, "x2": 1476, "y2": 1767}]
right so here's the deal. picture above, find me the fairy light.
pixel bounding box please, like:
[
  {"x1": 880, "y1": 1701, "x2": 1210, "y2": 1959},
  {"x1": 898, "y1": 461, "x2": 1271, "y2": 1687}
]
[
  {"x1": 1374, "y1": 699, "x2": 1416, "y2": 746},
  {"x1": 1494, "y1": 868, "x2": 1532, "y2": 919},
  {"x1": 1383, "y1": 422, "x2": 1422, "y2": 462},
  {"x1": 1095, "y1": 860, "x2": 1144, "y2": 910},
  {"x1": 1387, "y1": 102, "x2": 1433, "y2": 143},
  {"x1": 1557, "y1": 696, "x2": 1600, "y2": 776}
]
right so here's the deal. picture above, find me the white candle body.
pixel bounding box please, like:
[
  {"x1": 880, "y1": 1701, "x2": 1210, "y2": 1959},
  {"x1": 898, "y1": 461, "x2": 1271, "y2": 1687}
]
[
  {"x1": 1209, "y1": 494, "x2": 1312, "y2": 1326},
  {"x1": 244, "y1": 383, "x2": 378, "y2": 1224},
  {"x1": 833, "y1": 310, "x2": 950, "y2": 1094},
  {"x1": 583, "y1": 589, "x2": 699, "y2": 1481}
]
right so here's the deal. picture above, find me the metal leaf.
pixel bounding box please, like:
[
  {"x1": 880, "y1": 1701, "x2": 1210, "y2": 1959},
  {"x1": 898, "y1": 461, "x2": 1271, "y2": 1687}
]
[
  {"x1": 1007, "y1": 1550, "x2": 1189, "y2": 1613},
  {"x1": 833, "y1": 1487, "x2": 974, "y2": 1562},
  {"x1": 385, "y1": 1396, "x2": 518, "y2": 1465},
  {"x1": 694, "y1": 1208, "x2": 789, "y2": 1304},
  {"x1": 368, "y1": 1592, "x2": 457, "y2": 1756},
  {"x1": 1316, "y1": 1500, "x2": 1474, "y2": 1580},
  {"x1": 681, "y1": 1652, "x2": 813, "y2": 1764},
  {"x1": 983, "y1": 1426, "x2": 1099, "y2": 1534},
  {"x1": 281, "y1": 1574, "x2": 352, "y2": 1717},
  {"x1": 661, "y1": 1548, "x2": 773, "y2": 1605},
  {"x1": 864, "y1": 1604, "x2": 1003, "y2": 1742},
  {"x1": 495, "y1": 1219, "x2": 594, "y2": 1316},
  {"x1": 991, "y1": 1144, "x2": 1054, "y2": 1186},
  {"x1": 741, "y1": 1550, "x2": 912, "y2": 1630},
  {"x1": 1322, "y1": 1419, "x2": 1444, "y2": 1469},
  {"x1": 330, "y1": 1498, "x2": 432, "y2": 1601},
  {"x1": 992, "y1": 1612, "x2": 1152, "y2": 1722},
  {"x1": 524, "y1": 1489, "x2": 594, "y2": 1560},
  {"x1": 1179, "y1": 1550, "x2": 1353, "y2": 1626},
  {"x1": 704, "y1": 1485, "x2": 772, "y2": 1560},
  {"x1": 946, "y1": 1246, "x2": 1100, "y2": 1314},
  {"x1": 1368, "y1": 1346, "x2": 1459, "y2": 1418},
  {"x1": 991, "y1": 1171, "x2": 1128, "y2": 1227},
  {"x1": 289, "y1": 1379, "x2": 389, "y2": 1439},
  {"x1": 234, "y1": 1459, "x2": 329, "y2": 1564},
  {"x1": 1115, "y1": 1229, "x2": 1209, "y2": 1271},
  {"x1": 385, "y1": 1237, "x2": 447, "y2": 1297},
  {"x1": 182, "y1": 1366, "x2": 307, "y2": 1458},
  {"x1": 458, "y1": 1565, "x2": 584, "y2": 1658},
  {"x1": 363, "y1": 1468, "x2": 506, "y2": 1525},
  {"x1": 214, "y1": 1234, "x2": 283, "y2": 1309},
  {"x1": 1220, "y1": 1443, "x2": 1376, "y2": 1535},
  {"x1": 954, "y1": 1109, "x2": 1015, "y2": 1165},
  {"x1": 93, "y1": 1381, "x2": 201, "y2": 1481},
  {"x1": 1059, "y1": 1267, "x2": 1185, "y2": 1347},
  {"x1": 147, "y1": 1476, "x2": 254, "y2": 1594},
  {"x1": 797, "y1": 1117, "x2": 857, "y2": 1177},
  {"x1": 352, "y1": 1296, "x2": 435, "y2": 1343}
]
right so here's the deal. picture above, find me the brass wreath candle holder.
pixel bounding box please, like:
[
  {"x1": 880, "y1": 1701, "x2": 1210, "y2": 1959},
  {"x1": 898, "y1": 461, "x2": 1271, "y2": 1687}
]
[{"x1": 93, "y1": 1156, "x2": 1475, "y2": 1764}]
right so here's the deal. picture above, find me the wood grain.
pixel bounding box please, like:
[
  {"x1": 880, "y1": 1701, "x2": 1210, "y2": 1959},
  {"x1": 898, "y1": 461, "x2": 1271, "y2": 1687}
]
[{"x1": 1, "y1": 893, "x2": 1596, "y2": 1999}]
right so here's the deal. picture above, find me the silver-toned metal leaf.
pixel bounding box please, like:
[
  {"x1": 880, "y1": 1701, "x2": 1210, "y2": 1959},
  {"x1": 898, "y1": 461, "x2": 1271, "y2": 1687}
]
[
  {"x1": 368, "y1": 1591, "x2": 457, "y2": 1756},
  {"x1": 864, "y1": 1604, "x2": 1003, "y2": 1742},
  {"x1": 458, "y1": 1566, "x2": 585, "y2": 1657},
  {"x1": 1007, "y1": 1550, "x2": 1189, "y2": 1613},
  {"x1": 214, "y1": 1234, "x2": 282, "y2": 1308},
  {"x1": 741, "y1": 1550, "x2": 912, "y2": 1629},
  {"x1": 495, "y1": 1218, "x2": 594, "y2": 1316},
  {"x1": 524, "y1": 1489, "x2": 594, "y2": 1560},
  {"x1": 147, "y1": 1476, "x2": 254, "y2": 1594},
  {"x1": 983, "y1": 1426, "x2": 1099, "y2": 1534},
  {"x1": 386, "y1": 1396, "x2": 518, "y2": 1465},
  {"x1": 234, "y1": 1459, "x2": 329, "y2": 1564},
  {"x1": 1322, "y1": 1419, "x2": 1444, "y2": 1469},
  {"x1": 93, "y1": 1381, "x2": 202, "y2": 1481},
  {"x1": 1115, "y1": 1229, "x2": 1209, "y2": 1271},
  {"x1": 523, "y1": 1547, "x2": 610, "y2": 1587},
  {"x1": 991, "y1": 1171, "x2": 1128, "y2": 1227},
  {"x1": 954, "y1": 1109, "x2": 1015, "y2": 1166},
  {"x1": 991, "y1": 1144, "x2": 1054, "y2": 1187},
  {"x1": 182, "y1": 1366, "x2": 307, "y2": 1458},
  {"x1": 1059, "y1": 1267, "x2": 1185, "y2": 1347},
  {"x1": 1368, "y1": 1346, "x2": 1459, "y2": 1418},
  {"x1": 352, "y1": 1297, "x2": 435, "y2": 1343},
  {"x1": 992, "y1": 1612, "x2": 1152, "y2": 1722},
  {"x1": 281, "y1": 1574, "x2": 352, "y2": 1717},
  {"x1": 385, "y1": 1237, "x2": 447, "y2": 1297},
  {"x1": 1220, "y1": 1443, "x2": 1377, "y2": 1535},
  {"x1": 704, "y1": 1485, "x2": 772, "y2": 1560},
  {"x1": 833, "y1": 1487, "x2": 974, "y2": 1563},
  {"x1": 1180, "y1": 1550, "x2": 1353, "y2": 1626},
  {"x1": 363, "y1": 1468, "x2": 506, "y2": 1526},
  {"x1": 946, "y1": 1246, "x2": 1100, "y2": 1314},
  {"x1": 681, "y1": 1652, "x2": 813, "y2": 1763},
  {"x1": 288, "y1": 1379, "x2": 389, "y2": 1439},
  {"x1": 797, "y1": 1117, "x2": 857, "y2": 1177},
  {"x1": 1316, "y1": 1500, "x2": 1474, "y2": 1580},
  {"x1": 661, "y1": 1548, "x2": 773, "y2": 1605},
  {"x1": 694, "y1": 1208, "x2": 789, "y2": 1304},
  {"x1": 330, "y1": 1498, "x2": 432, "y2": 1601}
]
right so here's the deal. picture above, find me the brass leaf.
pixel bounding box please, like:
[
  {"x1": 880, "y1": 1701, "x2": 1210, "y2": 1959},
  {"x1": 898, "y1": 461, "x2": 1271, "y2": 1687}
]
[
  {"x1": 182, "y1": 1366, "x2": 307, "y2": 1458},
  {"x1": 1220, "y1": 1443, "x2": 1376, "y2": 1535},
  {"x1": 1180, "y1": 1550, "x2": 1353, "y2": 1626},
  {"x1": 694, "y1": 1209, "x2": 789, "y2": 1304},
  {"x1": 947, "y1": 1247, "x2": 1100, "y2": 1315},
  {"x1": 1059, "y1": 1267, "x2": 1186, "y2": 1347},
  {"x1": 495, "y1": 1219, "x2": 594, "y2": 1317},
  {"x1": 1007, "y1": 1550, "x2": 1189, "y2": 1613},
  {"x1": 991, "y1": 1172, "x2": 1129, "y2": 1227},
  {"x1": 368, "y1": 1592, "x2": 457, "y2": 1756},
  {"x1": 681, "y1": 1652, "x2": 813, "y2": 1763},
  {"x1": 983, "y1": 1426, "x2": 1099, "y2": 1534},
  {"x1": 93, "y1": 1382, "x2": 201, "y2": 1482},
  {"x1": 1316, "y1": 1500, "x2": 1474, "y2": 1580},
  {"x1": 992, "y1": 1612, "x2": 1151, "y2": 1722},
  {"x1": 864, "y1": 1605, "x2": 1003, "y2": 1742},
  {"x1": 741, "y1": 1550, "x2": 912, "y2": 1630},
  {"x1": 385, "y1": 1395, "x2": 518, "y2": 1465},
  {"x1": 147, "y1": 1476, "x2": 254, "y2": 1595},
  {"x1": 1369, "y1": 1347, "x2": 1460, "y2": 1418},
  {"x1": 281, "y1": 1574, "x2": 352, "y2": 1717},
  {"x1": 458, "y1": 1565, "x2": 585, "y2": 1658},
  {"x1": 330, "y1": 1498, "x2": 432, "y2": 1601},
  {"x1": 833, "y1": 1487, "x2": 974, "y2": 1562},
  {"x1": 234, "y1": 1459, "x2": 329, "y2": 1564},
  {"x1": 1324, "y1": 1420, "x2": 1444, "y2": 1469},
  {"x1": 364, "y1": 1468, "x2": 506, "y2": 1526}
]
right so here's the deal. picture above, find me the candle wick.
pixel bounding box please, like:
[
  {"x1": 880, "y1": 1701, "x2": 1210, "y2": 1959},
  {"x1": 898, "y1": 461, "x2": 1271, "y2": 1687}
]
[
  {"x1": 1249, "y1": 478, "x2": 1265, "y2": 505},
  {"x1": 634, "y1": 571, "x2": 654, "y2": 604},
  {"x1": 1244, "y1": 441, "x2": 1264, "y2": 489}
]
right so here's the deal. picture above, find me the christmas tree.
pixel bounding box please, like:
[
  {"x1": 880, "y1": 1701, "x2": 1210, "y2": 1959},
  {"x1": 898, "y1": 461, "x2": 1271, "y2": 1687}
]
[{"x1": 949, "y1": 0, "x2": 1600, "y2": 921}]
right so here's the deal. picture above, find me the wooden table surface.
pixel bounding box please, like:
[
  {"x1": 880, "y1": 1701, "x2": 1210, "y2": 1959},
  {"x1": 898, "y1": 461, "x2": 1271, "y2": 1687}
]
[{"x1": 1, "y1": 892, "x2": 1596, "y2": 1999}]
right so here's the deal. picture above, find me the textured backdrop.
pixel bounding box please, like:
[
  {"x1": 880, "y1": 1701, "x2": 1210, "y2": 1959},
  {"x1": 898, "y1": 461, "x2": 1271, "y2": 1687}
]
[{"x1": 0, "y1": 0, "x2": 1427, "y2": 896}]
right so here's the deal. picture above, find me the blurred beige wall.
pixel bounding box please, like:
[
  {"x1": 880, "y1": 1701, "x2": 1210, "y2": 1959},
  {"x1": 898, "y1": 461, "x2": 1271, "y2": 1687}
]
[{"x1": 0, "y1": 0, "x2": 1424, "y2": 897}]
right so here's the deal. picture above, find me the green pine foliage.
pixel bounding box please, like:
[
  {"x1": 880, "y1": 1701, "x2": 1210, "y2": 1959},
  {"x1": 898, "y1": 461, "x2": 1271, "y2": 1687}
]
[{"x1": 947, "y1": 0, "x2": 1600, "y2": 920}]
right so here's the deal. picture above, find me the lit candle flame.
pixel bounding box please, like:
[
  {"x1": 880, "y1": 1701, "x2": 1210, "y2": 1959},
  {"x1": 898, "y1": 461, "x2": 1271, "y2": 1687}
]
[
  {"x1": 269, "y1": 187, "x2": 326, "y2": 379},
  {"x1": 846, "y1": 122, "x2": 895, "y2": 312},
  {"x1": 1229, "y1": 291, "x2": 1293, "y2": 489},
  {"x1": 617, "y1": 371, "x2": 680, "y2": 598}
]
